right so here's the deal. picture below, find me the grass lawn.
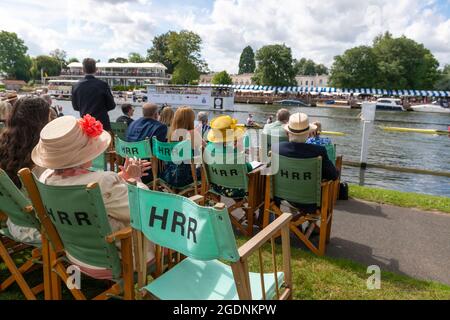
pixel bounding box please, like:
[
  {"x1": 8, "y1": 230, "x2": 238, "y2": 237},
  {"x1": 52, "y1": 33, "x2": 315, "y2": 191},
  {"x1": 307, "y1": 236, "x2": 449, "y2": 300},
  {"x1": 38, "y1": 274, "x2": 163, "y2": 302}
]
[
  {"x1": 349, "y1": 185, "x2": 450, "y2": 214},
  {"x1": 2, "y1": 239, "x2": 450, "y2": 300}
]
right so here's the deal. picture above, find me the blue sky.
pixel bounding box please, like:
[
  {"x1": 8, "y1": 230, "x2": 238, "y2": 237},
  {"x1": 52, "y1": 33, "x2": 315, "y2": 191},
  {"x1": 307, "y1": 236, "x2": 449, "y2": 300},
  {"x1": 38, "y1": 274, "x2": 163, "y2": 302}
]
[{"x1": 1, "y1": 0, "x2": 449, "y2": 73}]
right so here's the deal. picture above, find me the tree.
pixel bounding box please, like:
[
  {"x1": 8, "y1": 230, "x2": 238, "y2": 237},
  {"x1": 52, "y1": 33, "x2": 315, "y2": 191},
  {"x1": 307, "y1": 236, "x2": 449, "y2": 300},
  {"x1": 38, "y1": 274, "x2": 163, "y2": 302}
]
[
  {"x1": 128, "y1": 52, "x2": 146, "y2": 63},
  {"x1": 329, "y1": 46, "x2": 379, "y2": 88},
  {"x1": 295, "y1": 58, "x2": 328, "y2": 75},
  {"x1": 212, "y1": 71, "x2": 233, "y2": 85},
  {"x1": 238, "y1": 46, "x2": 255, "y2": 74},
  {"x1": 49, "y1": 49, "x2": 67, "y2": 68},
  {"x1": 166, "y1": 30, "x2": 208, "y2": 84},
  {"x1": 435, "y1": 64, "x2": 450, "y2": 91},
  {"x1": 0, "y1": 31, "x2": 30, "y2": 80},
  {"x1": 30, "y1": 55, "x2": 61, "y2": 80},
  {"x1": 108, "y1": 57, "x2": 128, "y2": 63},
  {"x1": 147, "y1": 32, "x2": 175, "y2": 74},
  {"x1": 252, "y1": 44, "x2": 297, "y2": 86},
  {"x1": 67, "y1": 57, "x2": 79, "y2": 64}
]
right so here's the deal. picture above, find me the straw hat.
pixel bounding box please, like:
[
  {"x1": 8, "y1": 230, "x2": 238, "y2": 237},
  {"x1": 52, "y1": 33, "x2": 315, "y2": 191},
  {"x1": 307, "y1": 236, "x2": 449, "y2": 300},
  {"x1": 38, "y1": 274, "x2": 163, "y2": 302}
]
[
  {"x1": 32, "y1": 115, "x2": 111, "y2": 169},
  {"x1": 283, "y1": 113, "x2": 317, "y2": 136},
  {"x1": 207, "y1": 115, "x2": 246, "y2": 143},
  {"x1": 1, "y1": 92, "x2": 18, "y2": 103}
]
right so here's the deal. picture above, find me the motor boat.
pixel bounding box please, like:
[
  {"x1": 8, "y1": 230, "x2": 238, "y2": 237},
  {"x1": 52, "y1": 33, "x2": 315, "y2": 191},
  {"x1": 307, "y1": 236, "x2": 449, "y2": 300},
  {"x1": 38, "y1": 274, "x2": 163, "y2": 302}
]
[
  {"x1": 410, "y1": 102, "x2": 450, "y2": 114},
  {"x1": 375, "y1": 98, "x2": 405, "y2": 111},
  {"x1": 274, "y1": 100, "x2": 310, "y2": 107}
]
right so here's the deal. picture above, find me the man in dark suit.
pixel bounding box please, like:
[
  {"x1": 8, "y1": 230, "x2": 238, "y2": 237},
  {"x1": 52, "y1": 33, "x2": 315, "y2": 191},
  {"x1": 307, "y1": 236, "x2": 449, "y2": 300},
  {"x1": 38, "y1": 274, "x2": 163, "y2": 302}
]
[
  {"x1": 72, "y1": 58, "x2": 116, "y2": 131},
  {"x1": 126, "y1": 103, "x2": 167, "y2": 144},
  {"x1": 274, "y1": 112, "x2": 338, "y2": 213}
]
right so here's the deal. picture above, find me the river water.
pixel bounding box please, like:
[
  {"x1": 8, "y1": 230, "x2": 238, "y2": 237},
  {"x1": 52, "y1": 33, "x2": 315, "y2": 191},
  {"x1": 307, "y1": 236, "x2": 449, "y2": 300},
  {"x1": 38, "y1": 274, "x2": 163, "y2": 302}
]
[{"x1": 55, "y1": 100, "x2": 450, "y2": 197}]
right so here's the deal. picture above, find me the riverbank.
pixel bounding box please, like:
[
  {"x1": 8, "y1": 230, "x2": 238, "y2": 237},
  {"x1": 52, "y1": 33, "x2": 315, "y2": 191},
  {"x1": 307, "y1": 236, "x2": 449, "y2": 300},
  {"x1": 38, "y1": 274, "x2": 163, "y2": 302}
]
[{"x1": 349, "y1": 185, "x2": 450, "y2": 214}]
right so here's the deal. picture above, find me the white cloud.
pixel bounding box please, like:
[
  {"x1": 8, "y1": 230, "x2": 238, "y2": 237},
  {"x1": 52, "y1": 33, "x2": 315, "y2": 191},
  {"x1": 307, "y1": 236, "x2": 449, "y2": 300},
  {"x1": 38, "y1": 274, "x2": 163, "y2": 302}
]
[{"x1": 0, "y1": 0, "x2": 449, "y2": 74}]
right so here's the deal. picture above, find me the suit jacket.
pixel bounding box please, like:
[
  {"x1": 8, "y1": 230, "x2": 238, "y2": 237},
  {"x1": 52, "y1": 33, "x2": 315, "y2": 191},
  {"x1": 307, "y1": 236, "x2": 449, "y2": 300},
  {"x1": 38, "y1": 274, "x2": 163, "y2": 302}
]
[
  {"x1": 126, "y1": 117, "x2": 168, "y2": 144},
  {"x1": 116, "y1": 115, "x2": 134, "y2": 126},
  {"x1": 72, "y1": 75, "x2": 116, "y2": 131}
]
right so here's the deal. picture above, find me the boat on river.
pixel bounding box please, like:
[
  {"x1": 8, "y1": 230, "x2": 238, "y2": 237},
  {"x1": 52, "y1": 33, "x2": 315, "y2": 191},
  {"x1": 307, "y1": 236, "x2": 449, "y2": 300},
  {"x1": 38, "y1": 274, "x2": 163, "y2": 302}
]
[
  {"x1": 273, "y1": 99, "x2": 310, "y2": 107},
  {"x1": 375, "y1": 98, "x2": 405, "y2": 111},
  {"x1": 410, "y1": 102, "x2": 450, "y2": 114}
]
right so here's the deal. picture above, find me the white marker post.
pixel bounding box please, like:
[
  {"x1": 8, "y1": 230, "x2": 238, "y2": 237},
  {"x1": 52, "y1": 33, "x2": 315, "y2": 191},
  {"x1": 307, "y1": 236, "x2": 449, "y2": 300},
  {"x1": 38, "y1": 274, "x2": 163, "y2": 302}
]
[{"x1": 360, "y1": 103, "x2": 376, "y2": 168}]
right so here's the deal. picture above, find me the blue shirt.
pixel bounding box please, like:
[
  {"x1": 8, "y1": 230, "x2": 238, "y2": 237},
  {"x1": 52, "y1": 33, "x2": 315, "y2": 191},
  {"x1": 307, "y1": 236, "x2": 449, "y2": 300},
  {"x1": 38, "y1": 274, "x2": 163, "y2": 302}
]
[
  {"x1": 306, "y1": 135, "x2": 332, "y2": 146},
  {"x1": 126, "y1": 117, "x2": 168, "y2": 144}
]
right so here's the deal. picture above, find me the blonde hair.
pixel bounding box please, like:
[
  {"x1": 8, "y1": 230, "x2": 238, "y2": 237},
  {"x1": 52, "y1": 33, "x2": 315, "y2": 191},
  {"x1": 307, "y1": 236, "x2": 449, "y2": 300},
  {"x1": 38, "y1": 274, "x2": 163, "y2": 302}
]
[
  {"x1": 169, "y1": 107, "x2": 195, "y2": 142},
  {"x1": 159, "y1": 107, "x2": 174, "y2": 127}
]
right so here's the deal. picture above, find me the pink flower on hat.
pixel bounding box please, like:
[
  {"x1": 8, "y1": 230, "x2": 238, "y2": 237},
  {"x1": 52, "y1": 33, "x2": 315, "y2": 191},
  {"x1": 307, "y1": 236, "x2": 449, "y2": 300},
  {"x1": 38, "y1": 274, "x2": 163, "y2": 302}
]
[{"x1": 78, "y1": 114, "x2": 103, "y2": 138}]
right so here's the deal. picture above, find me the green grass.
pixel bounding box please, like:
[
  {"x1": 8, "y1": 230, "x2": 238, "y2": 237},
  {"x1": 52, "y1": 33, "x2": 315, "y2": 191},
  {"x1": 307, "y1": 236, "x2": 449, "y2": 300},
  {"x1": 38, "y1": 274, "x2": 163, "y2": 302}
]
[
  {"x1": 2, "y1": 241, "x2": 450, "y2": 300},
  {"x1": 349, "y1": 185, "x2": 450, "y2": 214}
]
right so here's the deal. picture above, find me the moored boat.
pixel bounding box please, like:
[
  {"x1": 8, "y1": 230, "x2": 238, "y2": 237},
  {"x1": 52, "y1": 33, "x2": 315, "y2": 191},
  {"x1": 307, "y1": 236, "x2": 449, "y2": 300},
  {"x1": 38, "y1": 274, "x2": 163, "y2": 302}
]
[{"x1": 410, "y1": 103, "x2": 450, "y2": 114}]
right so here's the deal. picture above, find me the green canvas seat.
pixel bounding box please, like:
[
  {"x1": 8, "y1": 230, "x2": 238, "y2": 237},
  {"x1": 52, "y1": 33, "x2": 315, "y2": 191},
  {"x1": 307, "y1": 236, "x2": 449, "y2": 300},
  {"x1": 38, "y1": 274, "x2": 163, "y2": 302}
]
[
  {"x1": 19, "y1": 169, "x2": 135, "y2": 300},
  {"x1": 115, "y1": 136, "x2": 152, "y2": 159},
  {"x1": 90, "y1": 152, "x2": 107, "y2": 172},
  {"x1": 145, "y1": 258, "x2": 284, "y2": 300},
  {"x1": 128, "y1": 186, "x2": 293, "y2": 300},
  {"x1": 151, "y1": 137, "x2": 200, "y2": 195},
  {"x1": 202, "y1": 145, "x2": 266, "y2": 236},
  {"x1": 0, "y1": 169, "x2": 48, "y2": 300},
  {"x1": 263, "y1": 154, "x2": 335, "y2": 256},
  {"x1": 111, "y1": 122, "x2": 128, "y2": 141}
]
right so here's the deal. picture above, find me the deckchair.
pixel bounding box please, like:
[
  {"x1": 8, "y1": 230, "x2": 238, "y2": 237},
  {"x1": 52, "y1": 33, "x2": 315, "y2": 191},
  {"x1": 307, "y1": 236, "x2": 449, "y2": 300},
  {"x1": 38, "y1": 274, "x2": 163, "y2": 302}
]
[
  {"x1": 113, "y1": 136, "x2": 153, "y2": 173},
  {"x1": 151, "y1": 137, "x2": 201, "y2": 196},
  {"x1": 18, "y1": 168, "x2": 135, "y2": 300},
  {"x1": 263, "y1": 155, "x2": 335, "y2": 256},
  {"x1": 111, "y1": 122, "x2": 128, "y2": 141},
  {"x1": 201, "y1": 147, "x2": 266, "y2": 236},
  {"x1": 90, "y1": 152, "x2": 107, "y2": 172},
  {"x1": 128, "y1": 185, "x2": 293, "y2": 300},
  {"x1": 0, "y1": 169, "x2": 50, "y2": 300}
]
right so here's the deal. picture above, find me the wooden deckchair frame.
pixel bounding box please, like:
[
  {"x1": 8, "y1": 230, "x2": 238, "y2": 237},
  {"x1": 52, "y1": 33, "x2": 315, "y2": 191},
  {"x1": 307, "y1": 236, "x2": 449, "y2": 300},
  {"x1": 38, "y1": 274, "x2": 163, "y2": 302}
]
[{"x1": 19, "y1": 168, "x2": 135, "y2": 300}]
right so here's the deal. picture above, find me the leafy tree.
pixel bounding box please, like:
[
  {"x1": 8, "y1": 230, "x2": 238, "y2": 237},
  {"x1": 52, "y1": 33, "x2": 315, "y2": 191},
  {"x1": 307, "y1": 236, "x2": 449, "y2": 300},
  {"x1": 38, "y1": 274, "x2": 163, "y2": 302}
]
[
  {"x1": 435, "y1": 64, "x2": 450, "y2": 91},
  {"x1": 295, "y1": 58, "x2": 328, "y2": 76},
  {"x1": 166, "y1": 30, "x2": 208, "y2": 84},
  {"x1": 329, "y1": 46, "x2": 379, "y2": 88},
  {"x1": 147, "y1": 32, "x2": 175, "y2": 74},
  {"x1": 67, "y1": 57, "x2": 80, "y2": 64},
  {"x1": 30, "y1": 55, "x2": 61, "y2": 80},
  {"x1": 128, "y1": 52, "x2": 146, "y2": 63},
  {"x1": 238, "y1": 46, "x2": 255, "y2": 74},
  {"x1": 49, "y1": 49, "x2": 67, "y2": 68},
  {"x1": 0, "y1": 31, "x2": 30, "y2": 80},
  {"x1": 212, "y1": 71, "x2": 233, "y2": 85},
  {"x1": 108, "y1": 57, "x2": 128, "y2": 63},
  {"x1": 252, "y1": 44, "x2": 297, "y2": 86}
]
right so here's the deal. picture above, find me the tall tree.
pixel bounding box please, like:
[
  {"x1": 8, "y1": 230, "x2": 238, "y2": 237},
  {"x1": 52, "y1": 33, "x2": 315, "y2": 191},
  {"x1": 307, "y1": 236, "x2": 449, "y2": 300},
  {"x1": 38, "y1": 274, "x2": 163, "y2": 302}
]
[
  {"x1": 329, "y1": 46, "x2": 379, "y2": 88},
  {"x1": 166, "y1": 30, "x2": 208, "y2": 84},
  {"x1": 435, "y1": 64, "x2": 450, "y2": 91},
  {"x1": 295, "y1": 58, "x2": 328, "y2": 75},
  {"x1": 0, "y1": 31, "x2": 30, "y2": 80},
  {"x1": 67, "y1": 57, "x2": 80, "y2": 64},
  {"x1": 128, "y1": 52, "x2": 146, "y2": 63},
  {"x1": 30, "y1": 55, "x2": 62, "y2": 80},
  {"x1": 238, "y1": 46, "x2": 256, "y2": 74},
  {"x1": 49, "y1": 49, "x2": 68, "y2": 68},
  {"x1": 212, "y1": 71, "x2": 233, "y2": 85},
  {"x1": 108, "y1": 57, "x2": 128, "y2": 63},
  {"x1": 252, "y1": 44, "x2": 297, "y2": 86},
  {"x1": 147, "y1": 32, "x2": 175, "y2": 74}
]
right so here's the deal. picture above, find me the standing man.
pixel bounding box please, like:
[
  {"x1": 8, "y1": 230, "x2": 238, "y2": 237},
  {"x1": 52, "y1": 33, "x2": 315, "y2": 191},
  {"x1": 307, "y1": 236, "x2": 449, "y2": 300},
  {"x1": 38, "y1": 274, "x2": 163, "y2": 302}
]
[{"x1": 72, "y1": 58, "x2": 116, "y2": 131}]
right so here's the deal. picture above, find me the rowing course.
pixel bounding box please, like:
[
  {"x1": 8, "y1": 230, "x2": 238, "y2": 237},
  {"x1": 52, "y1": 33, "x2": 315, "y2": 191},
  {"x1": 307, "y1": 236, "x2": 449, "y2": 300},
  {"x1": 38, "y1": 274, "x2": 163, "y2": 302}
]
[{"x1": 56, "y1": 100, "x2": 450, "y2": 197}]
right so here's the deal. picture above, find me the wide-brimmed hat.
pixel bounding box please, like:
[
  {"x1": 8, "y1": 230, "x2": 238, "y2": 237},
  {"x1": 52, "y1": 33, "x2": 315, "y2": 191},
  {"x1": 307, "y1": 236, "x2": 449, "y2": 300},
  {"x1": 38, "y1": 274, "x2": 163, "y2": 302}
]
[
  {"x1": 32, "y1": 115, "x2": 111, "y2": 169},
  {"x1": 1, "y1": 92, "x2": 18, "y2": 103},
  {"x1": 283, "y1": 113, "x2": 317, "y2": 136},
  {"x1": 207, "y1": 115, "x2": 246, "y2": 143}
]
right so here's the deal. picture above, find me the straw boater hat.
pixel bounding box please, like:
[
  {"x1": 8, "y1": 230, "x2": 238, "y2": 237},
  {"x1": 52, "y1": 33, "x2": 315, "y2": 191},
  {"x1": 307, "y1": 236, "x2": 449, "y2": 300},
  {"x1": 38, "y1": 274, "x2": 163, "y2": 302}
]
[
  {"x1": 207, "y1": 115, "x2": 246, "y2": 143},
  {"x1": 283, "y1": 113, "x2": 317, "y2": 136},
  {"x1": 32, "y1": 115, "x2": 111, "y2": 169},
  {"x1": 1, "y1": 92, "x2": 18, "y2": 103}
]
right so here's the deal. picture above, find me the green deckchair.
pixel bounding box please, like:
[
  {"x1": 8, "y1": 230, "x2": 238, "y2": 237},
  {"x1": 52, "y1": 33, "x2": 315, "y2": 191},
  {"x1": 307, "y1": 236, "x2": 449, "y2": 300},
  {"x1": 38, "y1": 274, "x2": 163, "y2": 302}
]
[
  {"x1": 151, "y1": 137, "x2": 200, "y2": 195},
  {"x1": 202, "y1": 145, "x2": 266, "y2": 236},
  {"x1": 19, "y1": 168, "x2": 135, "y2": 300},
  {"x1": 0, "y1": 169, "x2": 49, "y2": 300},
  {"x1": 115, "y1": 137, "x2": 152, "y2": 159},
  {"x1": 128, "y1": 185, "x2": 293, "y2": 300},
  {"x1": 90, "y1": 152, "x2": 107, "y2": 172},
  {"x1": 111, "y1": 122, "x2": 128, "y2": 141},
  {"x1": 263, "y1": 155, "x2": 335, "y2": 256}
]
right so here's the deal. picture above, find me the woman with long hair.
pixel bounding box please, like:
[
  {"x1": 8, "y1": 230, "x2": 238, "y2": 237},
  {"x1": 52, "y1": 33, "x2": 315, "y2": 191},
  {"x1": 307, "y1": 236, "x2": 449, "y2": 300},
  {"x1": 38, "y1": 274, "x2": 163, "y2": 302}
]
[
  {"x1": 160, "y1": 107, "x2": 203, "y2": 189},
  {"x1": 159, "y1": 106, "x2": 174, "y2": 129},
  {"x1": 0, "y1": 97, "x2": 51, "y2": 188}
]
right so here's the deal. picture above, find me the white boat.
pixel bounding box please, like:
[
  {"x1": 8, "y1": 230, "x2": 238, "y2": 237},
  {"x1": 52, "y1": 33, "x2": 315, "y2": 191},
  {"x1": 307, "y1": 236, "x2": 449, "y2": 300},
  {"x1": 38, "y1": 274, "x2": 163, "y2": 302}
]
[
  {"x1": 411, "y1": 102, "x2": 450, "y2": 114},
  {"x1": 147, "y1": 85, "x2": 235, "y2": 111},
  {"x1": 375, "y1": 98, "x2": 404, "y2": 111}
]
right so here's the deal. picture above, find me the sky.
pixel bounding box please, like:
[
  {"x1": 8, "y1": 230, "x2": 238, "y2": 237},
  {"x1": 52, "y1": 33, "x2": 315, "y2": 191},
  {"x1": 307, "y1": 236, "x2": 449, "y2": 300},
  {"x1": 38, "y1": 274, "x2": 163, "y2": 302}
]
[{"x1": 1, "y1": 0, "x2": 449, "y2": 74}]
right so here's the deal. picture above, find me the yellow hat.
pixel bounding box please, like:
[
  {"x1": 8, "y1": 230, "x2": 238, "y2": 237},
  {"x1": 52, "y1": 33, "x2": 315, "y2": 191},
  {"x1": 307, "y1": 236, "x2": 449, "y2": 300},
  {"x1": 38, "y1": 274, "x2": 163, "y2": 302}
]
[{"x1": 207, "y1": 115, "x2": 246, "y2": 143}]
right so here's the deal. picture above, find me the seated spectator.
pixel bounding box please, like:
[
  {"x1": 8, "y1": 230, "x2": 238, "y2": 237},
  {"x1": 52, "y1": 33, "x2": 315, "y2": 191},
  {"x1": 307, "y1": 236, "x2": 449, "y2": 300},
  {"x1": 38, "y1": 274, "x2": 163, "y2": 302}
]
[
  {"x1": 0, "y1": 97, "x2": 51, "y2": 243},
  {"x1": 116, "y1": 104, "x2": 135, "y2": 126},
  {"x1": 0, "y1": 100, "x2": 13, "y2": 123},
  {"x1": 160, "y1": 107, "x2": 202, "y2": 189},
  {"x1": 159, "y1": 106, "x2": 174, "y2": 129},
  {"x1": 306, "y1": 121, "x2": 332, "y2": 146},
  {"x1": 263, "y1": 108, "x2": 290, "y2": 139},
  {"x1": 126, "y1": 103, "x2": 167, "y2": 144},
  {"x1": 29, "y1": 115, "x2": 151, "y2": 256},
  {"x1": 197, "y1": 111, "x2": 210, "y2": 139},
  {"x1": 275, "y1": 113, "x2": 338, "y2": 213},
  {"x1": 206, "y1": 115, "x2": 252, "y2": 199}
]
